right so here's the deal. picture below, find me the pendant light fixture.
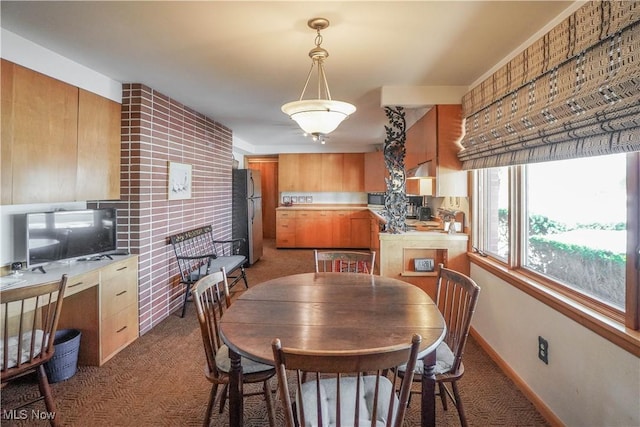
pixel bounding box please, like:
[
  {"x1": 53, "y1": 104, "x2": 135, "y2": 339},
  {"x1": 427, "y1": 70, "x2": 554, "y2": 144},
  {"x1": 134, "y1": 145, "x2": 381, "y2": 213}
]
[{"x1": 281, "y1": 18, "x2": 356, "y2": 141}]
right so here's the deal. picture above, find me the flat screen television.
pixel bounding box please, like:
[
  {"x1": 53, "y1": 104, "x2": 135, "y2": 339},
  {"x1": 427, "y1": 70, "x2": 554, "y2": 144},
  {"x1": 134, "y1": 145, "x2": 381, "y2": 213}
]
[{"x1": 25, "y1": 208, "x2": 118, "y2": 268}]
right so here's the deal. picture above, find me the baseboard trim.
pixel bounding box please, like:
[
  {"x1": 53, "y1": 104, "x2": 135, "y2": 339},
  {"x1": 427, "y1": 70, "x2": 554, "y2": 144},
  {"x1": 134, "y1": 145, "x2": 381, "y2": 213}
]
[{"x1": 469, "y1": 328, "x2": 564, "y2": 427}]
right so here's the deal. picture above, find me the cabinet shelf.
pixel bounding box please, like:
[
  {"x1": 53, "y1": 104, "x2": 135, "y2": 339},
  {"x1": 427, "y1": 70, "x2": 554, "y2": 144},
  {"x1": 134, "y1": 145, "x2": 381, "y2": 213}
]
[{"x1": 402, "y1": 247, "x2": 448, "y2": 276}]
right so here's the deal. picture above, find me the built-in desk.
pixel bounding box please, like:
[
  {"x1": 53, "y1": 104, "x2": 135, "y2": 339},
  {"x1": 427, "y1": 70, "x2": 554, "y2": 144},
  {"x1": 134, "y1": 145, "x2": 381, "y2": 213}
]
[{"x1": 1, "y1": 255, "x2": 139, "y2": 366}]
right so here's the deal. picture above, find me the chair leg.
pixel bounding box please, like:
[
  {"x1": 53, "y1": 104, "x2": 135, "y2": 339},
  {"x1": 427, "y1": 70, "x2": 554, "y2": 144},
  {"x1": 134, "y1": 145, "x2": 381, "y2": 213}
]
[
  {"x1": 203, "y1": 383, "x2": 219, "y2": 427},
  {"x1": 438, "y1": 382, "x2": 449, "y2": 410},
  {"x1": 240, "y1": 266, "x2": 249, "y2": 289},
  {"x1": 181, "y1": 283, "x2": 191, "y2": 318},
  {"x1": 219, "y1": 383, "x2": 229, "y2": 413},
  {"x1": 36, "y1": 365, "x2": 60, "y2": 427},
  {"x1": 263, "y1": 379, "x2": 276, "y2": 427},
  {"x1": 451, "y1": 381, "x2": 468, "y2": 427}
]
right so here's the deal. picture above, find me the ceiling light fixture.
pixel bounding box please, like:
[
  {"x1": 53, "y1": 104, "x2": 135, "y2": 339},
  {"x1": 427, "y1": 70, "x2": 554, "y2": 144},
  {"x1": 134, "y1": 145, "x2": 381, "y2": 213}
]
[{"x1": 281, "y1": 18, "x2": 356, "y2": 140}]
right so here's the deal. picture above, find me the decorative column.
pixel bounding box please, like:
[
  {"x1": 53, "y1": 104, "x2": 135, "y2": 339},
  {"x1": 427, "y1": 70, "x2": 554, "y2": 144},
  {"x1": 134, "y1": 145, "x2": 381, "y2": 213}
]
[{"x1": 382, "y1": 106, "x2": 407, "y2": 233}]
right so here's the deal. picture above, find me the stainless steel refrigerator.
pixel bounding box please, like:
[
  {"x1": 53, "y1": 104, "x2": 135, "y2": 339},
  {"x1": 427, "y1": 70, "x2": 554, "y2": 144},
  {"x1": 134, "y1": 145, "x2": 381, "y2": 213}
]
[{"x1": 232, "y1": 169, "x2": 263, "y2": 265}]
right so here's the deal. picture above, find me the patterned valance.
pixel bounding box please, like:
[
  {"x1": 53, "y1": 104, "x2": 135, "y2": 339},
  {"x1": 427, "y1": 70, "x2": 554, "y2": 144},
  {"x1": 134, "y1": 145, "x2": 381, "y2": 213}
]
[{"x1": 458, "y1": 1, "x2": 640, "y2": 169}]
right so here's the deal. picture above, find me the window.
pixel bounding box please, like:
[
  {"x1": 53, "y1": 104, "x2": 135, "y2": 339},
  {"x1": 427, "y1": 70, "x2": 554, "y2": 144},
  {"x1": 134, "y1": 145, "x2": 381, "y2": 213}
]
[
  {"x1": 524, "y1": 155, "x2": 627, "y2": 310},
  {"x1": 477, "y1": 167, "x2": 509, "y2": 260},
  {"x1": 474, "y1": 153, "x2": 636, "y2": 322}
]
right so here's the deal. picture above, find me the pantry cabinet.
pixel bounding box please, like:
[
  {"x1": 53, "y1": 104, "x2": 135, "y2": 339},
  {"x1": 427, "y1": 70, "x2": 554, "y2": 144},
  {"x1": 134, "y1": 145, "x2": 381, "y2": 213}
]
[{"x1": 1, "y1": 59, "x2": 121, "y2": 205}]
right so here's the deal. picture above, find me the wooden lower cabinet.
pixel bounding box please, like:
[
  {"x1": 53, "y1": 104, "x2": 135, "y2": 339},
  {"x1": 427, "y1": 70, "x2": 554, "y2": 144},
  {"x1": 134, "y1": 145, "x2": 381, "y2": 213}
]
[
  {"x1": 276, "y1": 209, "x2": 372, "y2": 249},
  {"x1": 57, "y1": 256, "x2": 139, "y2": 366}
]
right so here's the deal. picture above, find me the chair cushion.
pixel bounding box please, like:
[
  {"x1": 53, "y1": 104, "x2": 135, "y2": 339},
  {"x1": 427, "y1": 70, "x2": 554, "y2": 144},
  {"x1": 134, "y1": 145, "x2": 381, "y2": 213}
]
[
  {"x1": 396, "y1": 341, "x2": 455, "y2": 375},
  {"x1": 208, "y1": 255, "x2": 246, "y2": 274},
  {"x1": 215, "y1": 344, "x2": 273, "y2": 374},
  {"x1": 188, "y1": 255, "x2": 246, "y2": 282},
  {"x1": 0, "y1": 330, "x2": 45, "y2": 370},
  {"x1": 297, "y1": 375, "x2": 398, "y2": 427}
]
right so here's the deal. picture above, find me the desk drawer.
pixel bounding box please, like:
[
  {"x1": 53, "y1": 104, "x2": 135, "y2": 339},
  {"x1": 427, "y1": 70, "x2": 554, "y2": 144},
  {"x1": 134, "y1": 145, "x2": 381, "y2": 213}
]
[
  {"x1": 101, "y1": 304, "x2": 138, "y2": 361},
  {"x1": 66, "y1": 270, "x2": 100, "y2": 297}
]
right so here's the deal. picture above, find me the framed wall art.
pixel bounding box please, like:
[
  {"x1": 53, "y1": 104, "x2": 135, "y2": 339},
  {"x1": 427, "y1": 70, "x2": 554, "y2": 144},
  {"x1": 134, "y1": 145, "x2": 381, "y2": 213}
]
[{"x1": 168, "y1": 162, "x2": 192, "y2": 200}]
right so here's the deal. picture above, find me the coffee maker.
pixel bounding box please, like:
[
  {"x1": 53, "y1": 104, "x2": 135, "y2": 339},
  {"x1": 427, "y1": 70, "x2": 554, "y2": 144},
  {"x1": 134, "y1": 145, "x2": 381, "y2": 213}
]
[{"x1": 406, "y1": 196, "x2": 424, "y2": 219}]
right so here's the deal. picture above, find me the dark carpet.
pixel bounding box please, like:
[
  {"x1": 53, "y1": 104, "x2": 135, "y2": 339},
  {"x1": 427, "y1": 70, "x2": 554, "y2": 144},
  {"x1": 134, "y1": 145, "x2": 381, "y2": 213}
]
[{"x1": 1, "y1": 240, "x2": 549, "y2": 426}]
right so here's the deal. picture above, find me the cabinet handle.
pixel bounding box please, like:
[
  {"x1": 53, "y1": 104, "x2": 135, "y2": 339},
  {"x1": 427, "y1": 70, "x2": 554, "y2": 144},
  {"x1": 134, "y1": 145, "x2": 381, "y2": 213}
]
[
  {"x1": 69, "y1": 281, "x2": 84, "y2": 288},
  {"x1": 117, "y1": 266, "x2": 127, "y2": 271},
  {"x1": 116, "y1": 326, "x2": 127, "y2": 333},
  {"x1": 116, "y1": 290, "x2": 127, "y2": 296}
]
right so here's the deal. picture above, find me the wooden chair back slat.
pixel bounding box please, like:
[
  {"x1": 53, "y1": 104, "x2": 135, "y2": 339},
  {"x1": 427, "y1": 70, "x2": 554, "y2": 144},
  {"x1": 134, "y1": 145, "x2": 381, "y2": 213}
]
[{"x1": 273, "y1": 334, "x2": 421, "y2": 427}]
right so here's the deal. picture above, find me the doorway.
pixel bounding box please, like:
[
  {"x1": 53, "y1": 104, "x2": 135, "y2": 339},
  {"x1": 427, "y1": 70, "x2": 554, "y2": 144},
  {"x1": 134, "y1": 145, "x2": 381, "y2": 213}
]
[{"x1": 246, "y1": 156, "x2": 278, "y2": 239}]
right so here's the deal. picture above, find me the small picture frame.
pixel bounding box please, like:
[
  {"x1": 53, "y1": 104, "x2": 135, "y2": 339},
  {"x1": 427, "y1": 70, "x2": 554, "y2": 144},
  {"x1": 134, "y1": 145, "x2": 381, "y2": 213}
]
[
  {"x1": 414, "y1": 258, "x2": 435, "y2": 272},
  {"x1": 168, "y1": 162, "x2": 192, "y2": 200}
]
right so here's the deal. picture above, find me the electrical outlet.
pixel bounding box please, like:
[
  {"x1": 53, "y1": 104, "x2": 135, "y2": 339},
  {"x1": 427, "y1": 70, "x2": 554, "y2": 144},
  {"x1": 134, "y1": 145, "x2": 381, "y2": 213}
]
[{"x1": 538, "y1": 336, "x2": 549, "y2": 364}]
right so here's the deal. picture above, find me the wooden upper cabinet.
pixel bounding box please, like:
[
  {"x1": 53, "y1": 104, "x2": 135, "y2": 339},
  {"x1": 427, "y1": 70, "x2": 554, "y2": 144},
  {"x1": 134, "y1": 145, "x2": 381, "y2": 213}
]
[
  {"x1": 431, "y1": 105, "x2": 467, "y2": 197},
  {"x1": 279, "y1": 153, "x2": 364, "y2": 192},
  {"x1": 77, "y1": 89, "x2": 121, "y2": 200},
  {"x1": 1, "y1": 60, "x2": 122, "y2": 205},
  {"x1": 2, "y1": 60, "x2": 79, "y2": 204}
]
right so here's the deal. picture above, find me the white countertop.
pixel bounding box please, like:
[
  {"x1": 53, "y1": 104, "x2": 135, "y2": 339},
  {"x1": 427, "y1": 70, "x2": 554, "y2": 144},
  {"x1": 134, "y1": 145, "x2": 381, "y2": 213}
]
[{"x1": 0, "y1": 254, "x2": 136, "y2": 290}]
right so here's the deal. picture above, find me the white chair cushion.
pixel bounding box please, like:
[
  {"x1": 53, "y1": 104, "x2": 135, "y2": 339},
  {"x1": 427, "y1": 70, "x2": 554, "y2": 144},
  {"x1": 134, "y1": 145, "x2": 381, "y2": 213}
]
[
  {"x1": 215, "y1": 344, "x2": 273, "y2": 374},
  {"x1": 0, "y1": 330, "x2": 45, "y2": 370},
  {"x1": 297, "y1": 375, "x2": 398, "y2": 427},
  {"x1": 396, "y1": 341, "x2": 455, "y2": 375}
]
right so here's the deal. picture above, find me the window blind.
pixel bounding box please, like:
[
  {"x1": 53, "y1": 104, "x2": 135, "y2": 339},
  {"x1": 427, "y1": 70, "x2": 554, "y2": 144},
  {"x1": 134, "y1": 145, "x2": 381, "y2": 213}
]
[{"x1": 458, "y1": 1, "x2": 640, "y2": 169}]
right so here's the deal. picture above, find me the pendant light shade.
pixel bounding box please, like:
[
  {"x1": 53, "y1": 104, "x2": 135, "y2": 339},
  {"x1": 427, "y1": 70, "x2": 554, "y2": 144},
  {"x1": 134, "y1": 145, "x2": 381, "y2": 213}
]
[
  {"x1": 281, "y1": 18, "x2": 356, "y2": 140},
  {"x1": 281, "y1": 99, "x2": 356, "y2": 135}
]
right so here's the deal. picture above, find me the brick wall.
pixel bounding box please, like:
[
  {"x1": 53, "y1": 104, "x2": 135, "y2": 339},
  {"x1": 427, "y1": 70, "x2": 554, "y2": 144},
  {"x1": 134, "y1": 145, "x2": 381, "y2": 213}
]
[{"x1": 92, "y1": 83, "x2": 233, "y2": 334}]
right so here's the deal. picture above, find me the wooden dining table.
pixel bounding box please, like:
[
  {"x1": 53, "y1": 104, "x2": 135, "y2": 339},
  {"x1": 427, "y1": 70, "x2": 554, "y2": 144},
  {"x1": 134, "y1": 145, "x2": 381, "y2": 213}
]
[{"x1": 219, "y1": 272, "x2": 446, "y2": 427}]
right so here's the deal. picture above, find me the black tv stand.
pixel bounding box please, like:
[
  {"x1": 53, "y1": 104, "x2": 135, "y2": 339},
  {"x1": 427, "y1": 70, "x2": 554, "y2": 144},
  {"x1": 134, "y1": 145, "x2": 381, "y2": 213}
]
[{"x1": 32, "y1": 266, "x2": 46, "y2": 274}]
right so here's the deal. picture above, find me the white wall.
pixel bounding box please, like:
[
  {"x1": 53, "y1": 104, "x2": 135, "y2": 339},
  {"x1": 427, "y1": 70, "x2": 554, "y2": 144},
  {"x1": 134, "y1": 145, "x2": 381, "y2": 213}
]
[{"x1": 470, "y1": 264, "x2": 640, "y2": 427}]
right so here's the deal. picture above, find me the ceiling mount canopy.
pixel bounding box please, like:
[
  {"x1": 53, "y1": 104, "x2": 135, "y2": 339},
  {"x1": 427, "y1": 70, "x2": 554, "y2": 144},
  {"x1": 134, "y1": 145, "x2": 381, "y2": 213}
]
[{"x1": 281, "y1": 17, "x2": 356, "y2": 142}]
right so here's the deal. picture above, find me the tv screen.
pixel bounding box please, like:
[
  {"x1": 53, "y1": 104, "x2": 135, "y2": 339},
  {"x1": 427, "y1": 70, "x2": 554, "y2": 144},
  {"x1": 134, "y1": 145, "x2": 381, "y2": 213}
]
[{"x1": 26, "y1": 208, "x2": 117, "y2": 268}]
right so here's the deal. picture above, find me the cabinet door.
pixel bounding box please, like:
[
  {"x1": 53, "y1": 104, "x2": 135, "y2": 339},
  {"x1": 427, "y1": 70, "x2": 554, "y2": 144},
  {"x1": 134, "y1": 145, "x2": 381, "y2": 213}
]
[
  {"x1": 342, "y1": 154, "x2": 364, "y2": 192},
  {"x1": 321, "y1": 153, "x2": 343, "y2": 191},
  {"x1": 6, "y1": 61, "x2": 78, "y2": 204},
  {"x1": 333, "y1": 211, "x2": 351, "y2": 248},
  {"x1": 1, "y1": 60, "x2": 14, "y2": 204},
  {"x1": 364, "y1": 152, "x2": 387, "y2": 192},
  {"x1": 77, "y1": 89, "x2": 121, "y2": 201},
  {"x1": 278, "y1": 154, "x2": 299, "y2": 191},
  {"x1": 350, "y1": 212, "x2": 371, "y2": 249},
  {"x1": 295, "y1": 210, "x2": 332, "y2": 248}
]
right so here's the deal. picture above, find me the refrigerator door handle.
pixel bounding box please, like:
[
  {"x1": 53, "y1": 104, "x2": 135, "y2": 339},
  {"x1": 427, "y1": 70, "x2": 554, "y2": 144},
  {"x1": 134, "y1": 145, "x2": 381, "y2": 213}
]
[
  {"x1": 250, "y1": 198, "x2": 255, "y2": 223},
  {"x1": 249, "y1": 174, "x2": 255, "y2": 198}
]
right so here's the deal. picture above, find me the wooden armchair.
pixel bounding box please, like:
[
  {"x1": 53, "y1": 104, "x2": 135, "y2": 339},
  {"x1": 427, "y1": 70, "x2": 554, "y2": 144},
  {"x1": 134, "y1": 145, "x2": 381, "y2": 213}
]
[
  {"x1": 395, "y1": 264, "x2": 481, "y2": 427},
  {"x1": 192, "y1": 269, "x2": 275, "y2": 426},
  {"x1": 1, "y1": 275, "x2": 68, "y2": 427},
  {"x1": 314, "y1": 250, "x2": 376, "y2": 274},
  {"x1": 169, "y1": 225, "x2": 249, "y2": 317},
  {"x1": 272, "y1": 334, "x2": 421, "y2": 427}
]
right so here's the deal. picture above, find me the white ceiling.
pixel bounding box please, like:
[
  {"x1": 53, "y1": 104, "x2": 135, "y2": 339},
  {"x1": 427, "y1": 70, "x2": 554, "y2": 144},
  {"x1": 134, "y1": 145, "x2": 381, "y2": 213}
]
[{"x1": 1, "y1": 1, "x2": 577, "y2": 154}]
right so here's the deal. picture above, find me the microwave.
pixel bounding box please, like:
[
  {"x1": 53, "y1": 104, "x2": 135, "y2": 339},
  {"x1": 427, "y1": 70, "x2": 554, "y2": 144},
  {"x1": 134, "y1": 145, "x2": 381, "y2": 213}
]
[{"x1": 367, "y1": 192, "x2": 385, "y2": 206}]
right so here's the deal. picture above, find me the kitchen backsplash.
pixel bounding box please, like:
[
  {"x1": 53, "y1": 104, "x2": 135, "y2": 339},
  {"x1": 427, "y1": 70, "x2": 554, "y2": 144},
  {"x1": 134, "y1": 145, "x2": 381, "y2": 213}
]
[{"x1": 280, "y1": 192, "x2": 367, "y2": 205}]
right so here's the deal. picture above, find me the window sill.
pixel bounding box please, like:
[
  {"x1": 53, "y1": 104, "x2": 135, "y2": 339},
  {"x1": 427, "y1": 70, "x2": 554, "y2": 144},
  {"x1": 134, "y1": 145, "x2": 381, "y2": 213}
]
[{"x1": 469, "y1": 252, "x2": 640, "y2": 357}]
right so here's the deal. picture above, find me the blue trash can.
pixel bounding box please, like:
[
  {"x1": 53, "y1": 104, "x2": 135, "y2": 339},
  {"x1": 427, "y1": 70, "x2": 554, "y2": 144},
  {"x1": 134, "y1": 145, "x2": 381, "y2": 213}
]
[{"x1": 44, "y1": 329, "x2": 81, "y2": 383}]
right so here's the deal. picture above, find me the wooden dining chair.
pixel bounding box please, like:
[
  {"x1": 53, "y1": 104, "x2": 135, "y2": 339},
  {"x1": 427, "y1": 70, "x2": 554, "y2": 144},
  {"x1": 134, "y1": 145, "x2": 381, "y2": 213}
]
[
  {"x1": 314, "y1": 250, "x2": 376, "y2": 274},
  {"x1": 191, "y1": 269, "x2": 276, "y2": 427},
  {"x1": 396, "y1": 264, "x2": 481, "y2": 427},
  {"x1": 272, "y1": 333, "x2": 421, "y2": 427},
  {"x1": 1, "y1": 275, "x2": 68, "y2": 427}
]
